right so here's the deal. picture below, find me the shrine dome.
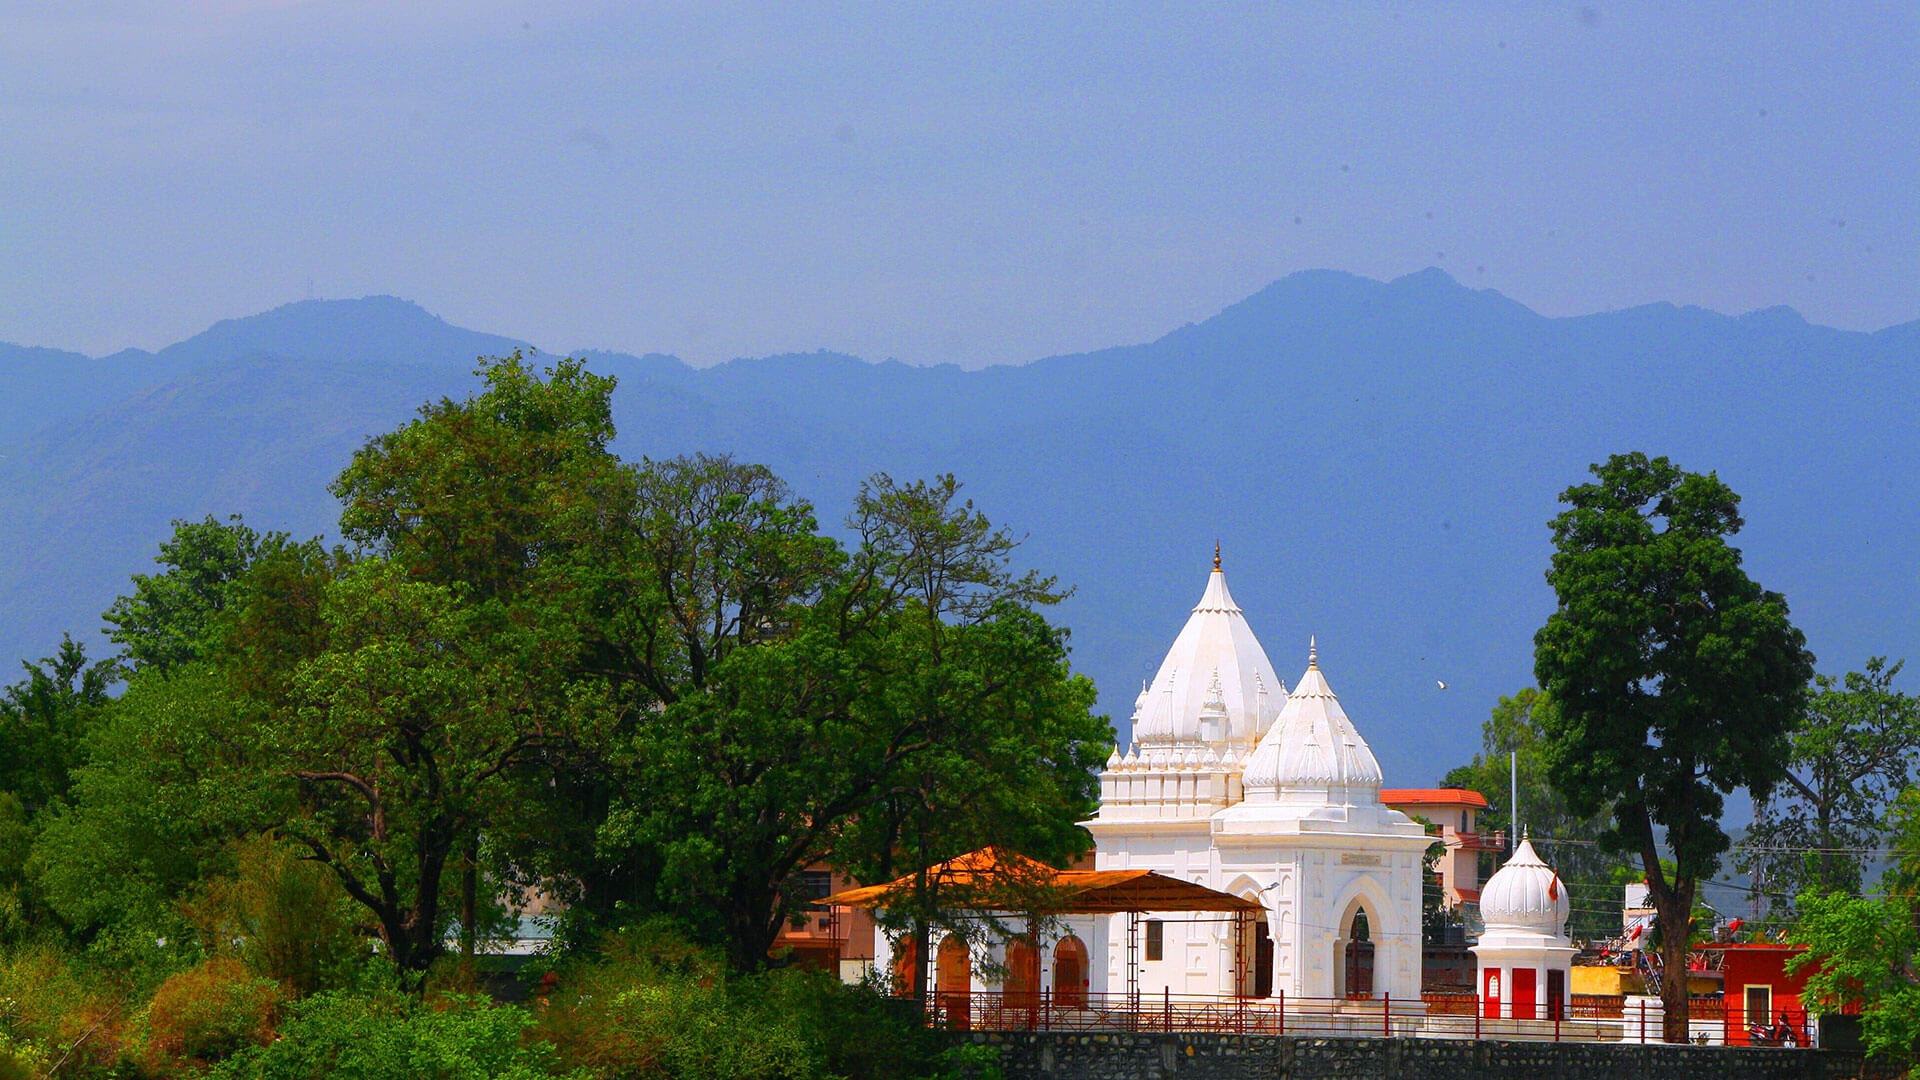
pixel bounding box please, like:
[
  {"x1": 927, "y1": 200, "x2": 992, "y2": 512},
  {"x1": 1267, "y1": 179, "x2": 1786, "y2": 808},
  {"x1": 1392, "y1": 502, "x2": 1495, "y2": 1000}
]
[
  {"x1": 1479, "y1": 838, "x2": 1570, "y2": 935},
  {"x1": 1240, "y1": 641, "x2": 1384, "y2": 803},
  {"x1": 1130, "y1": 550, "x2": 1285, "y2": 749}
]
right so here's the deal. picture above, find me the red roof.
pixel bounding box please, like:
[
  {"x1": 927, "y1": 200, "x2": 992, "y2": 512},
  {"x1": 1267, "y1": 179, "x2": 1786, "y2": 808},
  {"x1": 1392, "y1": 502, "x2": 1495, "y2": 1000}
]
[{"x1": 1381, "y1": 787, "x2": 1490, "y2": 809}]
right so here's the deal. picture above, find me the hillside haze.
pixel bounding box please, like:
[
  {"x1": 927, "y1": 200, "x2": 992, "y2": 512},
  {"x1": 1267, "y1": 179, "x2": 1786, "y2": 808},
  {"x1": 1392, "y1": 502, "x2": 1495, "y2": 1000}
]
[{"x1": 4, "y1": 271, "x2": 1916, "y2": 790}]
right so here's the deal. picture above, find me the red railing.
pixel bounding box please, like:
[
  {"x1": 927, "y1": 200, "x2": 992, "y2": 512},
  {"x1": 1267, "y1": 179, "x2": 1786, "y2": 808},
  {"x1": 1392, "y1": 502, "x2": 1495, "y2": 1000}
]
[{"x1": 920, "y1": 989, "x2": 1812, "y2": 1047}]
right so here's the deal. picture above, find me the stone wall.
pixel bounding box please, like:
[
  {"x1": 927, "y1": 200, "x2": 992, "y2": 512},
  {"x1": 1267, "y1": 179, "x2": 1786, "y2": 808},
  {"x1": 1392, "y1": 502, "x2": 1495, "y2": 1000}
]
[{"x1": 956, "y1": 1032, "x2": 1894, "y2": 1080}]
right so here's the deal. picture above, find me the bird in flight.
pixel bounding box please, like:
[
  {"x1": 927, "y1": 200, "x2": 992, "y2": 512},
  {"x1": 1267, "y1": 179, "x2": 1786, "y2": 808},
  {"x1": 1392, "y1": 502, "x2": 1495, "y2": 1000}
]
[{"x1": 1436, "y1": 680, "x2": 1448, "y2": 690}]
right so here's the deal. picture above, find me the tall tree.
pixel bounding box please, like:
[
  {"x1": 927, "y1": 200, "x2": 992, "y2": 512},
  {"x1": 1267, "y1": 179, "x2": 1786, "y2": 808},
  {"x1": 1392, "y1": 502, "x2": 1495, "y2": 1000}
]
[
  {"x1": 1534, "y1": 452, "x2": 1813, "y2": 1041},
  {"x1": 588, "y1": 468, "x2": 1110, "y2": 971},
  {"x1": 1743, "y1": 659, "x2": 1920, "y2": 908},
  {"x1": 257, "y1": 565, "x2": 573, "y2": 978}
]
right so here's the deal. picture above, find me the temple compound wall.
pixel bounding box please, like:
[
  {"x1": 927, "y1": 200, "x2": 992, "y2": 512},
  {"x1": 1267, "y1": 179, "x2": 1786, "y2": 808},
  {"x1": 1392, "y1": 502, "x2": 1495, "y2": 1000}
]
[{"x1": 953, "y1": 1032, "x2": 1889, "y2": 1080}]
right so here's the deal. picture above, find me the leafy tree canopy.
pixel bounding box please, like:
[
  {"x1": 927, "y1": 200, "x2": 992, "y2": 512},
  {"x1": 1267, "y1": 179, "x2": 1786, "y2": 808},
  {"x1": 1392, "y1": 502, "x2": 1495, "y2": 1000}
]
[
  {"x1": 1743, "y1": 658, "x2": 1920, "y2": 906},
  {"x1": 1534, "y1": 451, "x2": 1813, "y2": 1039}
]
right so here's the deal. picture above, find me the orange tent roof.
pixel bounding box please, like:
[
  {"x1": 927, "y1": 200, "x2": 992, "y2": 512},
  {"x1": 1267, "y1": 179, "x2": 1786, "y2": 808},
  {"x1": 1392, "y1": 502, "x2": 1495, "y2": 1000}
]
[
  {"x1": 1381, "y1": 787, "x2": 1489, "y2": 809},
  {"x1": 819, "y1": 846, "x2": 1261, "y2": 915}
]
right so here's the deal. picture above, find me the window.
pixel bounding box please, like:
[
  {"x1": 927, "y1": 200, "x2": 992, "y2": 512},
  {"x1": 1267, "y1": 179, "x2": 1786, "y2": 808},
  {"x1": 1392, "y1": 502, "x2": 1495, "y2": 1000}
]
[
  {"x1": 1745, "y1": 985, "x2": 1772, "y2": 1026},
  {"x1": 1145, "y1": 919, "x2": 1164, "y2": 962},
  {"x1": 800, "y1": 870, "x2": 834, "y2": 901}
]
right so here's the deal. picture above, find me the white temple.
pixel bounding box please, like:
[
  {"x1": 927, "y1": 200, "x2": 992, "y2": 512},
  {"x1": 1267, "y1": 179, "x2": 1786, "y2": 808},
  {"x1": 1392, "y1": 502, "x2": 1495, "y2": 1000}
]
[
  {"x1": 1080, "y1": 553, "x2": 1432, "y2": 1002},
  {"x1": 1472, "y1": 838, "x2": 1575, "y2": 1019}
]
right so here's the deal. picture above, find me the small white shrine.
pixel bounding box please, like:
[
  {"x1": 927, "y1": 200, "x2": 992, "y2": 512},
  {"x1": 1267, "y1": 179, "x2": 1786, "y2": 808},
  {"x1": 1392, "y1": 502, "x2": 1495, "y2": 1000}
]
[
  {"x1": 1471, "y1": 838, "x2": 1575, "y2": 1019},
  {"x1": 1081, "y1": 554, "x2": 1432, "y2": 1002}
]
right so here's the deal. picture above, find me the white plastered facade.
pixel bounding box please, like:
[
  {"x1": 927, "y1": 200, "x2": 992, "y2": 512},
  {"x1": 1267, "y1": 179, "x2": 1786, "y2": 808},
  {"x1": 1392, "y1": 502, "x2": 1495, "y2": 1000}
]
[{"x1": 1081, "y1": 562, "x2": 1432, "y2": 1002}]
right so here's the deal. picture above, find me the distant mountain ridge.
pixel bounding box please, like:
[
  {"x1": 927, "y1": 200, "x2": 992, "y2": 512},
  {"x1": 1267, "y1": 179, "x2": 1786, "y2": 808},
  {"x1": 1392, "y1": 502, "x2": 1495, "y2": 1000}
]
[{"x1": 4, "y1": 271, "x2": 1916, "y2": 791}]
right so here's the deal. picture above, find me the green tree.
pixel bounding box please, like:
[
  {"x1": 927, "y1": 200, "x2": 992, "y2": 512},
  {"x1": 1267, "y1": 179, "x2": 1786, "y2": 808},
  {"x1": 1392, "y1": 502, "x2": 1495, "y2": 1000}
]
[
  {"x1": 252, "y1": 564, "x2": 577, "y2": 979},
  {"x1": 593, "y1": 468, "x2": 1110, "y2": 971},
  {"x1": 1743, "y1": 659, "x2": 1920, "y2": 908},
  {"x1": 0, "y1": 637, "x2": 117, "y2": 815},
  {"x1": 30, "y1": 665, "x2": 261, "y2": 965},
  {"x1": 1790, "y1": 888, "x2": 1920, "y2": 1060},
  {"x1": 104, "y1": 515, "x2": 303, "y2": 673},
  {"x1": 0, "y1": 637, "x2": 118, "y2": 938},
  {"x1": 330, "y1": 353, "x2": 624, "y2": 957},
  {"x1": 1440, "y1": 687, "x2": 1632, "y2": 940},
  {"x1": 1534, "y1": 452, "x2": 1813, "y2": 1040}
]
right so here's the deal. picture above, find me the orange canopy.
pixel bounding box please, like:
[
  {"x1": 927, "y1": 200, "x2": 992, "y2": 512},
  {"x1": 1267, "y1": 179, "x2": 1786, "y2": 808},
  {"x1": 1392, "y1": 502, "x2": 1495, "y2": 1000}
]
[{"x1": 819, "y1": 846, "x2": 1260, "y2": 915}]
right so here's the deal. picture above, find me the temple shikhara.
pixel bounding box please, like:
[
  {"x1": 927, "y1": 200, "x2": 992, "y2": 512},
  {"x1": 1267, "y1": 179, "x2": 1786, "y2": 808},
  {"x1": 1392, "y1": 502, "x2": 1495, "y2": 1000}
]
[{"x1": 1082, "y1": 552, "x2": 1432, "y2": 1003}]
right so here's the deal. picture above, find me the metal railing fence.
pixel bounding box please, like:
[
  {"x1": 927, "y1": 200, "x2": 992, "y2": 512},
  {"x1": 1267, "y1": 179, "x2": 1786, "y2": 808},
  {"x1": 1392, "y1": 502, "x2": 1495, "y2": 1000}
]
[{"x1": 921, "y1": 988, "x2": 1814, "y2": 1047}]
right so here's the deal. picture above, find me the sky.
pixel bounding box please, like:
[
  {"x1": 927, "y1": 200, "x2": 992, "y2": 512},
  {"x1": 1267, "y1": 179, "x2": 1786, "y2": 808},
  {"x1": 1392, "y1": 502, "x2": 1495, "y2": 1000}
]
[{"x1": 2, "y1": 2, "x2": 1915, "y2": 365}]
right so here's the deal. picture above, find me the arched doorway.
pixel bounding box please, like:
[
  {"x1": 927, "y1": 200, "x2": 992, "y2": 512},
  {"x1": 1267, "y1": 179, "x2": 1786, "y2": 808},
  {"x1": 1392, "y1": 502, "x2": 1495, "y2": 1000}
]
[
  {"x1": 937, "y1": 935, "x2": 971, "y2": 1030},
  {"x1": 1005, "y1": 937, "x2": 1040, "y2": 1009},
  {"x1": 1235, "y1": 911, "x2": 1273, "y2": 998},
  {"x1": 1053, "y1": 936, "x2": 1089, "y2": 1007},
  {"x1": 888, "y1": 936, "x2": 919, "y2": 997},
  {"x1": 1342, "y1": 909, "x2": 1375, "y2": 999}
]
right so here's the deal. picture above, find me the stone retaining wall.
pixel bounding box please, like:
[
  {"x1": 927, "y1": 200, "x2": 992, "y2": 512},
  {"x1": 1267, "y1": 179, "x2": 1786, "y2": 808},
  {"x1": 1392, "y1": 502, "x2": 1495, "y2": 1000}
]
[{"x1": 956, "y1": 1032, "x2": 1894, "y2": 1080}]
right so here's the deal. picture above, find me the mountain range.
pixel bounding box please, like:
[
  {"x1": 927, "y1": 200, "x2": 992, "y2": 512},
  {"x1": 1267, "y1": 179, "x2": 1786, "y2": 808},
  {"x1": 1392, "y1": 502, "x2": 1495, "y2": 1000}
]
[{"x1": 4, "y1": 270, "x2": 1916, "y2": 794}]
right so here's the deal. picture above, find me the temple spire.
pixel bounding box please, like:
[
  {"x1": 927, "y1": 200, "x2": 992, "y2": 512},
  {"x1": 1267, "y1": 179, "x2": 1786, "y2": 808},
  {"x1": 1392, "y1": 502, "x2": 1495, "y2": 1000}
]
[
  {"x1": 1213, "y1": 541, "x2": 1221, "y2": 572},
  {"x1": 1308, "y1": 635, "x2": 1318, "y2": 668}
]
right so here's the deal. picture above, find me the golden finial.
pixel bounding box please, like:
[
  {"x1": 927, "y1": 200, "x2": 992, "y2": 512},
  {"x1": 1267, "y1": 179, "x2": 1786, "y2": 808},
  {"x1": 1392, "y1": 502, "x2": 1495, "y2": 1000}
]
[{"x1": 1213, "y1": 541, "x2": 1221, "y2": 572}]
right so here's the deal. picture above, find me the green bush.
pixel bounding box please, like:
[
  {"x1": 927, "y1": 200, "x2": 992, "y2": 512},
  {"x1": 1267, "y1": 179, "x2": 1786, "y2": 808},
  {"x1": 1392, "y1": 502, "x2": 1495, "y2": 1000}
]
[
  {"x1": 210, "y1": 989, "x2": 578, "y2": 1080},
  {"x1": 535, "y1": 924, "x2": 949, "y2": 1080}
]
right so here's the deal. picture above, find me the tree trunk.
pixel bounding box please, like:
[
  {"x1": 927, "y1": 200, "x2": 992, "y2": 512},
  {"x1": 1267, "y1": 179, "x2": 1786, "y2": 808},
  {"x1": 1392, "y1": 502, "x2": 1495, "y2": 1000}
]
[
  {"x1": 1657, "y1": 899, "x2": 1692, "y2": 1042},
  {"x1": 911, "y1": 864, "x2": 931, "y2": 1014},
  {"x1": 460, "y1": 840, "x2": 478, "y2": 961}
]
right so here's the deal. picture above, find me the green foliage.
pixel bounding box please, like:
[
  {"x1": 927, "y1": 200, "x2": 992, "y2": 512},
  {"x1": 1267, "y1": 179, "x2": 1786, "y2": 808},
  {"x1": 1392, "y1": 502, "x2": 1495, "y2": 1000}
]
[
  {"x1": 31, "y1": 666, "x2": 258, "y2": 967},
  {"x1": 209, "y1": 989, "x2": 577, "y2": 1080},
  {"x1": 104, "y1": 515, "x2": 315, "y2": 674},
  {"x1": 1533, "y1": 452, "x2": 1813, "y2": 1036},
  {"x1": 1744, "y1": 658, "x2": 1920, "y2": 906},
  {"x1": 536, "y1": 925, "x2": 946, "y2": 1080},
  {"x1": 1438, "y1": 687, "x2": 1632, "y2": 940},
  {"x1": 1790, "y1": 889, "x2": 1920, "y2": 1059},
  {"x1": 0, "y1": 636, "x2": 117, "y2": 814},
  {"x1": 589, "y1": 467, "x2": 1110, "y2": 969},
  {"x1": 29, "y1": 355, "x2": 1109, "y2": 998}
]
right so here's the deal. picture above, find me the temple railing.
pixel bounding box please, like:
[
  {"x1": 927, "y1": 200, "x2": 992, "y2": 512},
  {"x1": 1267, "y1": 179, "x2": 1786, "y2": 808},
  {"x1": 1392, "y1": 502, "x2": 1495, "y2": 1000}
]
[{"x1": 921, "y1": 989, "x2": 1814, "y2": 1047}]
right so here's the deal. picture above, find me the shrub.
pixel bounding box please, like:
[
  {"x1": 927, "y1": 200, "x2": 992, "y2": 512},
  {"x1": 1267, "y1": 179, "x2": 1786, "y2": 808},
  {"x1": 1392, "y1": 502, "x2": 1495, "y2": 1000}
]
[
  {"x1": 210, "y1": 989, "x2": 577, "y2": 1080},
  {"x1": 534, "y1": 923, "x2": 948, "y2": 1080},
  {"x1": 0, "y1": 945, "x2": 133, "y2": 1076},
  {"x1": 143, "y1": 955, "x2": 284, "y2": 1071}
]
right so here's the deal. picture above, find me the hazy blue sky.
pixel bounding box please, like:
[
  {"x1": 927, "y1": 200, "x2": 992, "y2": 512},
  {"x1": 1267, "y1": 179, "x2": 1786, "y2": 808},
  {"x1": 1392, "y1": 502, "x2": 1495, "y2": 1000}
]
[{"x1": 3, "y1": 2, "x2": 1914, "y2": 364}]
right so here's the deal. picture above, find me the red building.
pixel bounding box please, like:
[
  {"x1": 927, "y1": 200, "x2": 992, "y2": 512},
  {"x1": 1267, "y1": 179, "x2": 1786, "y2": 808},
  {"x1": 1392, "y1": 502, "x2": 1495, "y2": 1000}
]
[{"x1": 1697, "y1": 942, "x2": 1814, "y2": 1045}]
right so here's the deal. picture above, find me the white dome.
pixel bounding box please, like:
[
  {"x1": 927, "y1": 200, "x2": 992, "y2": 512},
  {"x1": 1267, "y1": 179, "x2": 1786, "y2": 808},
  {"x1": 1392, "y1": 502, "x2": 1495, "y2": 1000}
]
[
  {"x1": 1241, "y1": 642, "x2": 1383, "y2": 802},
  {"x1": 1480, "y1": 839, "x2": 1571, "y2": 935},
  {"x1": 1131, "y1": 557, "x2": 1285, "y2": 748}
]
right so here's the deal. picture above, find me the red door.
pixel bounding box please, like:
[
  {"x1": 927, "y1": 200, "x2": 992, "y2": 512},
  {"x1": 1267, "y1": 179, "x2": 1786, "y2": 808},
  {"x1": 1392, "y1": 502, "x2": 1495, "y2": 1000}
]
[
  {"x1": 1482, "y1": 969, "x2": 1501, "y2": 1019},
  {"x1": 1512, "y1": 968, "x2": 1537, "y2": 1020}
]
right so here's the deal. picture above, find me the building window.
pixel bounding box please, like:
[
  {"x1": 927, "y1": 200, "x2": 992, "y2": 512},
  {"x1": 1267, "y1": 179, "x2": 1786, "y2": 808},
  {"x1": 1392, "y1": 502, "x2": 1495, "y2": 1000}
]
[
  {"x1": 800, "y1": 870, "x2": 834, "y2": 901},
  {"x1": 1145, "y1": 919, "x2": 1164, "y2": 962}
]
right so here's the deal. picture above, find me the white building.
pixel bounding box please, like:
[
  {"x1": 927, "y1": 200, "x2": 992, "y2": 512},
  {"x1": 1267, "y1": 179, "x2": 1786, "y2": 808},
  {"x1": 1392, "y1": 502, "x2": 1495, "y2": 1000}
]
[{"x1": 1082, "y1": 556, "x2": 1432, "y2": 1003}]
